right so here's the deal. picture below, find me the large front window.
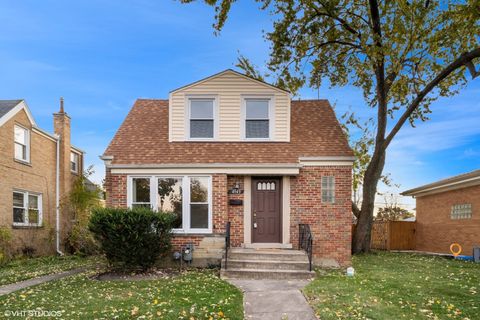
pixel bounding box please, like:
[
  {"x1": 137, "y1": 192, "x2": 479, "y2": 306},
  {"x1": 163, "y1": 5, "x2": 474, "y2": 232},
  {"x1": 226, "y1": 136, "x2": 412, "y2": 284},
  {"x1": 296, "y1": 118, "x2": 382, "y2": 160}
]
[
  {"x1": 128, "y1": 176, "x2": 211, "y2": 233},
  {"x1": 13, "y1": 191, "x2": 42, "y2": 226},
  {"x1": 189, "y1": 98, "x2": 215, "y2": 139}
]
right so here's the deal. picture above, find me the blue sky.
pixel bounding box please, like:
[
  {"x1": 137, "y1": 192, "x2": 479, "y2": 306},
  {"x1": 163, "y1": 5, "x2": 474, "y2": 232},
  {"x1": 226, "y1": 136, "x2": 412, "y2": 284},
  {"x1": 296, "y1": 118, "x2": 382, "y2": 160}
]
[{"x1": 1, "y1": 0, "x2": 479, "y2": 208}]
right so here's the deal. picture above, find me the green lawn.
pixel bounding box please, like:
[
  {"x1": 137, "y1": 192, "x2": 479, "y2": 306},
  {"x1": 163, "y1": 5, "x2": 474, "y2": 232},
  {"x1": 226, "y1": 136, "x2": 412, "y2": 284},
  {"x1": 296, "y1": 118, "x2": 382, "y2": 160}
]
[
  {"x1": 0, "y1": 269, "x2": 243, "y2": 320},
  {"x1": 304, "y1": 252, "x2": 480, "y2": 319},
  {"x1": 0, "y1": 255, "x2": 100, "y2": 286}
]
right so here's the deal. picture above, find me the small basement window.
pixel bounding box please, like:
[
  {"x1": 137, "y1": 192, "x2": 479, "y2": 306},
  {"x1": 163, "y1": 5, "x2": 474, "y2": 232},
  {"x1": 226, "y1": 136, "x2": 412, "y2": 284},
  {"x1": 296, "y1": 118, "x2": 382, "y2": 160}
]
[{"x1": 451, "y1": 204, "x2": 472, "y2": 220}]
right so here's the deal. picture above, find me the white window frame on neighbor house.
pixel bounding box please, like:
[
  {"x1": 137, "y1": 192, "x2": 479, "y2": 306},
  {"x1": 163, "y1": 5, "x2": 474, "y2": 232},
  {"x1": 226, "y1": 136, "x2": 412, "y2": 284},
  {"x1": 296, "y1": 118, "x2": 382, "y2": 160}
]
[
  {"x1": 12, "y1": 190, "x2": 43, "y2": 227},
  {"x1": 241, "y1": 95, "x2": 275, "y2": 141},
  {"x1": 127, "y1": 175, "x2": 212, "y2": 234},
  {"x1": 321, "y1": 176, "x2": 336, "y2": 203},
  {"x1": 186, "y1": 95, "x2": 219, "y2": 141},
  {"x1": 14, "y1": 124, "x2": 30, "y2": 163},
  {"x1": 70, "y1": 151, "x2": 79, "y2": 173}
]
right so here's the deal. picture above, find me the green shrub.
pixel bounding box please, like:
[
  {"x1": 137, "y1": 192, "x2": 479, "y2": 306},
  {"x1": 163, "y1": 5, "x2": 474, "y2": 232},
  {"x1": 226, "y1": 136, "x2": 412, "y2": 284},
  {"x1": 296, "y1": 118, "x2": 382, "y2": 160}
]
[
  {"x1": 89, "y1": 207, "x2": 175, "y2": 270},
  {"x1": 0, "y1": 226, "x2": 13, "y2": 265},
  {"x1": 66, "y1": 224, "x2": 99, "y2": 256}
]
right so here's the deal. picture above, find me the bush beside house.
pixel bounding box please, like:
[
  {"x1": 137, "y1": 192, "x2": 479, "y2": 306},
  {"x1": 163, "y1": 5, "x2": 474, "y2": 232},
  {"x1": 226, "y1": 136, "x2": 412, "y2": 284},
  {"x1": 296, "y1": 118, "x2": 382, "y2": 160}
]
[{"x1": 89, "y1": 207, "x2": 175, "y2": 270}]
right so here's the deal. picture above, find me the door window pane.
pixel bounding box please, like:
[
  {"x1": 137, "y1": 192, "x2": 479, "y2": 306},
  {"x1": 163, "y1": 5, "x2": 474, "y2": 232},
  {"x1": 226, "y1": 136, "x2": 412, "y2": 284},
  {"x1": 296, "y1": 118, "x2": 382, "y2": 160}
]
[{"x1": 158, "y1": 177, "x2": 183, "y2": 228}]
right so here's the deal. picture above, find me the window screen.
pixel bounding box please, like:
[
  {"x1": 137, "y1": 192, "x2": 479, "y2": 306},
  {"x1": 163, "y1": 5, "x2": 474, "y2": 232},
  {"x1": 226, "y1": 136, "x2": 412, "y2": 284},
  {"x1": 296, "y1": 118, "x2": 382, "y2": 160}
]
[
  {"x1": 190, "y1": 99, "x2": 214, "y2": 138},
  {"x1": 245, "y1": 99, "x2": 269, "y2": 138}
]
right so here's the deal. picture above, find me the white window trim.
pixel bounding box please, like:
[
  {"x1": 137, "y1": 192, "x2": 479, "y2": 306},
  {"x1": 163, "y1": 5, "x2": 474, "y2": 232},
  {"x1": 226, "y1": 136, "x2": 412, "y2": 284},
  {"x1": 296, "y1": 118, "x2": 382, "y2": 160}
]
[
  {"x1": 71, "y1": 151, "x2": 80, "y2": 173},
  {"x1": 14, "y1": 124, "x2": 30, "y2": 163},
  {"x1": 185, "y1": 95, "x2": 219, "y2": 141},
  {"x1": 241, "y1": 95, "x2": 275, "y2": 141},
  {"x1": 127, "y1": 175, "x2": 212, "y2": 234},
  {"x1": 12, "y1": 190, "x2": 43, "y2": 227}
]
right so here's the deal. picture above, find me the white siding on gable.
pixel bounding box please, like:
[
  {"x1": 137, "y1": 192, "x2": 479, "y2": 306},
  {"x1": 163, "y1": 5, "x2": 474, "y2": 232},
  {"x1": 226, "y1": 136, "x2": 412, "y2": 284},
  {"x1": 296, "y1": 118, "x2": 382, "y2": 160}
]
[{"x1": 169, "y1": 71, "x2": 291, "y2": 142}]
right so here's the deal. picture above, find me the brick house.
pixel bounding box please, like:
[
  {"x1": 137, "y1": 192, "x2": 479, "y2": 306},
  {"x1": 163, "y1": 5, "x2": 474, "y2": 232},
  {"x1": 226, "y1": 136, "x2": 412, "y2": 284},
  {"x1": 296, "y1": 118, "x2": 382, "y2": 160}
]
[
  {"x1": 402, "y1": 170, "x2": 480, "y2": 256},
  {"x1": 102, "y1": 70, "x2": 354, "y2": 272},
  {"x1": 0, "y1": 99, "x2": 84, "y2": 255}
]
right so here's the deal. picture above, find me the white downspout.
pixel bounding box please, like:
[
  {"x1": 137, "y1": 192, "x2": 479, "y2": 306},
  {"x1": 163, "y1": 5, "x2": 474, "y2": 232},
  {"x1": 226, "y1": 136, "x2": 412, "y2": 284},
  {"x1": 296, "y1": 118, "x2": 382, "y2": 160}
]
[{"x1": 55, "y1": 134, "x2": 64, "y2": 256}]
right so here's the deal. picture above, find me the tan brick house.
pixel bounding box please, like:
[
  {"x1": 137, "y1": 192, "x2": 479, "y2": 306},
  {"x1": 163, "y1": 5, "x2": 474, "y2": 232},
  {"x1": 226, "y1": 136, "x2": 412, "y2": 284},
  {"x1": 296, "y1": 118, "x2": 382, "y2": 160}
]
[
  {"x1": 402, "y1": 170, "x2": 480, "y2": 256},
  {"x1": 102, "y1": 70, "x2": 354, "y2": 274},
  {"x1": 0, "y1": 99, "x2": 84, "y2": 255}
]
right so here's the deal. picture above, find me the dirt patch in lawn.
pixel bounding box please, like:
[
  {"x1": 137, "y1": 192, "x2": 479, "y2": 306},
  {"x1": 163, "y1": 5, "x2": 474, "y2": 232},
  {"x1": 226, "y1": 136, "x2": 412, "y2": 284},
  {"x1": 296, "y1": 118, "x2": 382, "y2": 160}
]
[{"x1": 92, "y1": 268, "x2": 180, "y2": 281}]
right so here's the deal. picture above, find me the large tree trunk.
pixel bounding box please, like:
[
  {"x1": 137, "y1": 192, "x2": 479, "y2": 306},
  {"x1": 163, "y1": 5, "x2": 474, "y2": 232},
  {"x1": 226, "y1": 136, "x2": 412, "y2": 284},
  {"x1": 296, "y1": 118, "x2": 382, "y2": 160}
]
[{"x1": 352, "y1": 147, "x2": 386, "y2": 253}]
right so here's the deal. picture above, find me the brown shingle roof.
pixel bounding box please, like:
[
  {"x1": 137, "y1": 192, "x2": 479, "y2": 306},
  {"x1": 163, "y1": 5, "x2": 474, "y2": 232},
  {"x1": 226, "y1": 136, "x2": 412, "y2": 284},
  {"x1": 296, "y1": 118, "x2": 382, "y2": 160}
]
[{"x1": 104, "y1": 99, "x2": 353, "y2": 164}]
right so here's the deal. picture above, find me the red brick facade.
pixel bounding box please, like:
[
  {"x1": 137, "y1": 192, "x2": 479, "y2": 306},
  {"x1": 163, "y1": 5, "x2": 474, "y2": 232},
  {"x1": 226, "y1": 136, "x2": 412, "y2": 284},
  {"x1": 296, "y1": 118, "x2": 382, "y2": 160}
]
[
  {"x1": 290, "y1": 166, "x2": 352, "y2": 266},
  {"x1": 415, "y1": 185, "x2": 480, "y2": 255},
  {"x1": 105, "y1": 166, "x2": 352, "y2": 267}
]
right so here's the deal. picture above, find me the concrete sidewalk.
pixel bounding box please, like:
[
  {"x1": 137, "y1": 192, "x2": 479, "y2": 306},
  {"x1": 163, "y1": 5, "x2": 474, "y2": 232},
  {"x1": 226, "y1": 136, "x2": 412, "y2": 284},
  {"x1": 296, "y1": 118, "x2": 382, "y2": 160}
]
[
  {"x1": 228, "y1": 279, "x2": 317, "y2": 320},
  {"x1": 0, "y1": 267, "x2": 86, "y2": 296}
]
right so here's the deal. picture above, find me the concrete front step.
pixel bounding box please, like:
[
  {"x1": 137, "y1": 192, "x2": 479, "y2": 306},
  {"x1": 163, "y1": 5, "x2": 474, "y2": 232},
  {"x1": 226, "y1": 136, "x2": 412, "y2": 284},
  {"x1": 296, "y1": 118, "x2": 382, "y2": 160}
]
[
  {"x1": 222, "y1": 259, "x2": 310, "y2": 271},
  {"x1": 227, "y1": 249, "x2": 308, "y2": 262},
  {"x1": 220, "y1": 268, "x2": 315, "y2": 280}
]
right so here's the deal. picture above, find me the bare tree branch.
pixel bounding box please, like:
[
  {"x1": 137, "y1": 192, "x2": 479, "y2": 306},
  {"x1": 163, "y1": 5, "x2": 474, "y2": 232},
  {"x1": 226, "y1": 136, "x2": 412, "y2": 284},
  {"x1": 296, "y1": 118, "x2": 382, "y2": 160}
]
[{"x1": 385, "y1": 48, "x2": 480, "y2": 147}]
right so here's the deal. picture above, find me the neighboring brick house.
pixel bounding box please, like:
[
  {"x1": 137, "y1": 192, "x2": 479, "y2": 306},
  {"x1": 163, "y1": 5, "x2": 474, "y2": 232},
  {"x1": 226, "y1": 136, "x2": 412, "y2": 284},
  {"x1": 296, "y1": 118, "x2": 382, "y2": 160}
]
[
  {"x1": 102, "y1": 70, "x2": 354, "y2": 268},
  {"x1": 0, "y1": 99, "x2": 84, "y2": 255},
  {"x1": 402, "y1": 170, "x2": 480, "y2": 255}
]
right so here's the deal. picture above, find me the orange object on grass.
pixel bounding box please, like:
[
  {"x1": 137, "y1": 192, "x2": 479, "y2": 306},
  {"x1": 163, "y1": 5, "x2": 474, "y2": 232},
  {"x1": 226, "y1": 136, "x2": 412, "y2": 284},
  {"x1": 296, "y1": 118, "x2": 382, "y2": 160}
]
[{"x1": 450, "y1": 243, "x2": 462, "y2": 257}]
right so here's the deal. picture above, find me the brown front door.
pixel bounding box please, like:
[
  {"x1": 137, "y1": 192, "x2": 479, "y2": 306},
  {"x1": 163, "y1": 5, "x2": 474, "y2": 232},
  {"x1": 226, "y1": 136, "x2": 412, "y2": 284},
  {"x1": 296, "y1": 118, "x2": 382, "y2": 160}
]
[{"x1": 252, "y1": 178, "x2": 282, "y2": 243}]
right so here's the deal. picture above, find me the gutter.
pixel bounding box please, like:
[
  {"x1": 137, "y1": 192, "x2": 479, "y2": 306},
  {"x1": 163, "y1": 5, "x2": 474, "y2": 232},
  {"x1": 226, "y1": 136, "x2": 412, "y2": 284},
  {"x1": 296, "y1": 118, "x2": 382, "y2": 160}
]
[{"x1": 55, "y1": 134, "x2": 64, "y2": 256}]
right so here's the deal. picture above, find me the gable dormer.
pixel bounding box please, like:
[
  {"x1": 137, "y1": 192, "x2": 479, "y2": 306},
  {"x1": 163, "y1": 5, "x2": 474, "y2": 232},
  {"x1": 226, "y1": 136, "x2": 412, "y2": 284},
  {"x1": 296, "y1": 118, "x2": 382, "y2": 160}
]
[{"x1": 168, "y1": 70, "x2": 291, "y2": 142}]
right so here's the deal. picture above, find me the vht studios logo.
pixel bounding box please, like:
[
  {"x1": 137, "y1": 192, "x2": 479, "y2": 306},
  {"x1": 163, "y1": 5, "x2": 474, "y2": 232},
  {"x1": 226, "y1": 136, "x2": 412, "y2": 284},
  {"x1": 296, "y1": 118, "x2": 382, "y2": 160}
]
[{"x1": 4, "y1": 310, "x2": 63, "y2": 318}]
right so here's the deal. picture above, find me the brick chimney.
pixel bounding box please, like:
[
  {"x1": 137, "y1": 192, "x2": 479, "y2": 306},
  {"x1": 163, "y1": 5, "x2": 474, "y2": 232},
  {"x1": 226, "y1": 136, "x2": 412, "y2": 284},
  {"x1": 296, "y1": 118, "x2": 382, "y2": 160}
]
[{"x1": 53, "y1": 97, "x2": 72, "y2": 198}]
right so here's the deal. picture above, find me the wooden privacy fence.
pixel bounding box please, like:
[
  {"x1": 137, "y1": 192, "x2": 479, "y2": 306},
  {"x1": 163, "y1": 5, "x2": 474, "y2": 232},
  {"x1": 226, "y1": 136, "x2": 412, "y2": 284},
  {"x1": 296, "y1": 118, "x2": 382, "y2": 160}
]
[{"x1": 353, "y1": 221, "x2": 416, "y2": 251}]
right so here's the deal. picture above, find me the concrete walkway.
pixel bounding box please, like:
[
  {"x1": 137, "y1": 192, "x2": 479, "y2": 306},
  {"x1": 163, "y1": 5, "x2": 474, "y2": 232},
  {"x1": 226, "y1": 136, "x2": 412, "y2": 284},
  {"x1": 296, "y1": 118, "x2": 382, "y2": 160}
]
[
  {"x1": 0, "y1": 267, "x2": 86, "y2": 296},
  {"x1": 228, "y1": 279, "x2": 317, "y2": 320}
]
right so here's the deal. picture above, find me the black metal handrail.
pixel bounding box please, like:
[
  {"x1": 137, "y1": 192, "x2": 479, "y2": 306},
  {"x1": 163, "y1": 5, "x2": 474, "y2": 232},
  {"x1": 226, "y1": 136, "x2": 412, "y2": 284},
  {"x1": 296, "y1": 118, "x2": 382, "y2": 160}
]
[
  {"x1": 299, "y1": 224, "x2": 313, "y2": 271},
  {"x1": 225, "y1": 221, "x2": 231, "y2": 270}
]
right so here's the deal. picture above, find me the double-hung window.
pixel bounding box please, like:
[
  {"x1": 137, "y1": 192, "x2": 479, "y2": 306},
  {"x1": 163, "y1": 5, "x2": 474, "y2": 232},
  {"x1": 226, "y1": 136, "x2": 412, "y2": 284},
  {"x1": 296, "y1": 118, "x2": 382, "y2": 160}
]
[
  {"x1": 128, "y1": 175, "x2": 212, "y2": 233},
  {"x1": 244, "y1": 98, "x2": 271, "y2": 139},
  {"x1": 321, "y1": 176, "x2": 335, "y2": 203},
  {"x1": 189, "y1": 98, "x2": 215, "y2": 139},
  {"x1": 14, "y1": 125, "x2": 30, "y2": 162},
  {"x1": 13, "y1": 191, "x2": 42, "y2": 226},
  {"x1": 71, "y1": 152, "x2": 79, "y2": 173},
  {"x1": 131, "y1": 177, "x2": 152, "y2": 208}
]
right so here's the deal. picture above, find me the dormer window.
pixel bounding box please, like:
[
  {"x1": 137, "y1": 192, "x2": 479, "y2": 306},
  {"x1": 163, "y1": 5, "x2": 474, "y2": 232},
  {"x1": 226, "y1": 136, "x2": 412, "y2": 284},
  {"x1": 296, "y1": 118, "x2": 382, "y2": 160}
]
[
  {"x1": 243, "y1": 97, "x2": 273, "y2": 140},
  {"x1": 188, "y1": 97, "x2": 217, "y2": 139},
  {"x1": 14, "y1": 125, "x2": 30, "y2": 162}
]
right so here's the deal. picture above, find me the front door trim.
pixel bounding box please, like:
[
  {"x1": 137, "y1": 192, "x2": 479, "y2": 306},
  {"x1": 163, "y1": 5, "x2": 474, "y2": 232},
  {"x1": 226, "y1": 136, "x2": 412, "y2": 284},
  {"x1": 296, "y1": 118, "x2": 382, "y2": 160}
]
[{"x1": 251, "y1": 177, "x2": 282, "y2": 243}]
